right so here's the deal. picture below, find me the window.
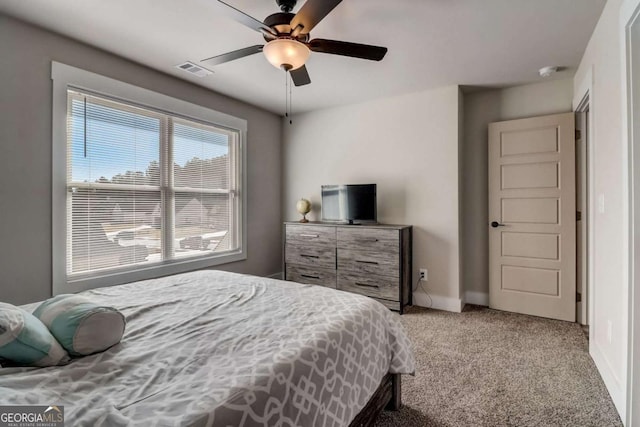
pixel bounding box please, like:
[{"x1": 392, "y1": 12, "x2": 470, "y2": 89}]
[{"x1": 52, "y1": 63, "x2": 246, "y2": 293}]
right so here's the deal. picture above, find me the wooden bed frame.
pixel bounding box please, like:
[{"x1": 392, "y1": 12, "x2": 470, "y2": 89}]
[{"x1": 349, "y1": 373, "x2": 401, "y2": 426}]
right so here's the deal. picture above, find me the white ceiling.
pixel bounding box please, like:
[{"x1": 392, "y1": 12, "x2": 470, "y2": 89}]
[{"x1": 0, "y1": 0, "x2": 606, "y2": 114}]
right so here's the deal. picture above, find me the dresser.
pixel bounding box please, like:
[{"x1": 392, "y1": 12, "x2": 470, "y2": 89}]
[{"x1": 283, "y1": 222, "x2": 412, "y2": 314}]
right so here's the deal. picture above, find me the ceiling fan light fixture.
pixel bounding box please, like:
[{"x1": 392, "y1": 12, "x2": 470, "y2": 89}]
[{"x1": 263, "y1": 39, "x2": 310, "y2": 71}]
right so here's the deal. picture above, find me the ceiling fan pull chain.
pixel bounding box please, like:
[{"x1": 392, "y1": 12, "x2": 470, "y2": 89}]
[
  {"x1": 289, "y1": 71, "x2": 293, "y2": 125},
  {"x1": 283, "y1": 69, "x2": 293, "y2": 125},
  {"x1": 284, "y1": 69, "x2": 288, "y2": 120},
  {"x1": 284, "y1": 71, "x2": 291, "y2": 122}
]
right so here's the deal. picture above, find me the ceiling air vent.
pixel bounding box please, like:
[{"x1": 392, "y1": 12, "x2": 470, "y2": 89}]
[{"x1": 175, "y1": 61, "x2": 213, "y2": 77}]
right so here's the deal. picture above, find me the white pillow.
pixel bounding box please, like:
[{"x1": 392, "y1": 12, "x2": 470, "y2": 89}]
[
  {"x1": 33, "y1": 295, "x2": 125, "y2": 357},
  {"x1": 0, "y1": 302, "x2": 70, "y2": 367}
]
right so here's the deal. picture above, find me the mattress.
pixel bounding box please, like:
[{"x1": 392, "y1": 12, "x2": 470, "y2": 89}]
[{"x1": 0, "y1": 270, "x2": 415, "y2": 426}]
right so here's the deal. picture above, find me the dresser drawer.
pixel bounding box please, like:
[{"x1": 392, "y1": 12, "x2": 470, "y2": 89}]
[
  {"x1": 286, "y1": 265, "x2": 336, "y2": 289},
  {"x1": 286, "y1": 244, "x2": 336, "y2": 269},
  {"x1": 373, "y1": 298, "x2": 400, "y2": 311},
  {"x1": 337, "y1": 228, "x2": 399, "y2": 254},
  {"x1": 370, "y1": 297, "x2": 400, "y2": 311},
  {"x1": 286, "y1": 224, "x2": 336, "y2": 247},
  {"x1": 337, "y1": 249, "x2": 399, "y2": 277},
  {"x1": 337, "y1": 272, "x2": 399, "y2": 301}
]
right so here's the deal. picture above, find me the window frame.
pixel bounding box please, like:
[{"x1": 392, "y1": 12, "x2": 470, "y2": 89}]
[{"x1": 52, "y1": 62, "x2": 247, "y2": 295}]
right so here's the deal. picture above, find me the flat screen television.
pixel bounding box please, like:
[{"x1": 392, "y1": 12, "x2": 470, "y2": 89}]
[{"x1": 321, "y1": 184, "x2": 377, "y2": 224}]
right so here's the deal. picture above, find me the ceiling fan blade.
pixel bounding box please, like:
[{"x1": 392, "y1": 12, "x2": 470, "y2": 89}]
[
  {"x1": 201, "y1": 45, "x2": 264, "y2": 66},
  {"x1": 290, "y1": 0, "x2": 342, "y2": 35},
  {"x1": 290, "y1": 65, "x2": 311, "y2": 86},
  {"x1": 309, "y1": 39, "x2": 388, "y2": 61},
  {"x1": 217, "y1": 0, "x2": 277, "y2": 38}
]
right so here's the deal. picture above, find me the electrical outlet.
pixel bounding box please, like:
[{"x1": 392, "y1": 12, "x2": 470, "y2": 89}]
[
  {"x1": 607, "y1": 320, "x2": 613, "y2": 344},
  {"x1": 419, "y1": 268, "x2": 428, "y2": 281}
]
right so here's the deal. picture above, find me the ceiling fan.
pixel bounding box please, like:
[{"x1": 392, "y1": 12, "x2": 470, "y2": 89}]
[{"x1": 202, "y1": 0, "x2": 388, "y2": 86}]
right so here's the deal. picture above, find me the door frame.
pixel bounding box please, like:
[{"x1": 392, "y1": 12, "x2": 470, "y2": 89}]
[
  {"x1": 575, "y1": 107, "x2": 589, "y2": 326},
  {"x1": 573, "y1": 72, "x2": 595, "y2": 338},
  {"x1": 622, "y1": 0, "x2": 640, "y2": 425}
]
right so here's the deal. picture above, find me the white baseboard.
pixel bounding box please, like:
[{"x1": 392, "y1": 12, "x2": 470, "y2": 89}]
[
  {"x1": 267, "y1": 272, "x2": 283, "y2": 280},
  {"x1": 591, "y1": 341, "x2": 627, "y2": 422},
  {"x1": 464, "y1": 291, "x2": 489, "y2": 306},
  {"x1": 413, "y1": 291, "x2": 463, "y2": 313}
]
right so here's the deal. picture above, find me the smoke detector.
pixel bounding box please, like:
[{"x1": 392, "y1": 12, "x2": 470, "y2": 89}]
[{"x1": 539, "y1": 66, "x2": 558, "y2": 78}]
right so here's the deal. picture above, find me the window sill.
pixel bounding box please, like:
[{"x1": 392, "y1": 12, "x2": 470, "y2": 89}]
[{"x1": 57, "y1": 250, "x2": 246, "y2": 295}]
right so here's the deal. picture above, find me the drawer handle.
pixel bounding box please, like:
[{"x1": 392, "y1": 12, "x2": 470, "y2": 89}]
[
  {"x1": 356, "y1": 260, "x2": 379, "y2": 265},
  {"x1": 301, "y1": 274, "x2": 320, "y2": 279},
  {"x1": 355, "y1": 282, "x2": 379, "y2": 288},
  {"x1": 301, "y1": 254, "x2": 320, "y2": 258},
  {"x1": 300, "y1": 234, "x2": 320, "y2": 238}
]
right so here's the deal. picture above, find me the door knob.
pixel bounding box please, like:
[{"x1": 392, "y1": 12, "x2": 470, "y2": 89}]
[{"x1": 491, "y1": 221, "x2": 506, "y2": 228}]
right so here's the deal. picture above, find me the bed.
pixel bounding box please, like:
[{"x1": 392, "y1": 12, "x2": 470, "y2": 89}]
[{"x1": 0, "y1": 270, "x2": 414, "y2": 426}]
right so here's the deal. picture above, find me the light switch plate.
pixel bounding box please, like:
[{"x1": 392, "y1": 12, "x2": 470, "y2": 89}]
[{"x1": 598, "y1": 194, "x2": 605, "y2": 214}]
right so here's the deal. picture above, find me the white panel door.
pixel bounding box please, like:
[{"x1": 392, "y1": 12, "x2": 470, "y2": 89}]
[{"x1": 489, "y1": 113, "x2": 576, "y2": 321}]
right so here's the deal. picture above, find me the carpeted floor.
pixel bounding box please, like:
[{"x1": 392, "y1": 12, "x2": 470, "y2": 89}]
[{"x1": 375, "y1": 305, "x2": 622, "y2": 427}]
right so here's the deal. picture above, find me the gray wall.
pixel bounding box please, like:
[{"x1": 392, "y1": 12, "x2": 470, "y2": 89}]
[
  {"x1": 283, "y1": 86, "x2": 463, "y2": 310},
  {"x1": 461, "y1": 78, "x2": 574, "y2": 299},
  {"x1": 572, "y1": 0, "x2": 628, "y2": 412},
  {"x1": 0, "y1": 15, "x2": 283, "y2": 305}
]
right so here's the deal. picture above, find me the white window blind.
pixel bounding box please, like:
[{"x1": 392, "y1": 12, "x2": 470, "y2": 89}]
[{"x1": 66, "y1": 90, "x2": 240, "y2": 278}]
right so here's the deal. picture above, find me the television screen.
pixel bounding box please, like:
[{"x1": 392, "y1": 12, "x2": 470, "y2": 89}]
[{"x1": 321, "y1": 184, "x2": 377, "y2": 224}]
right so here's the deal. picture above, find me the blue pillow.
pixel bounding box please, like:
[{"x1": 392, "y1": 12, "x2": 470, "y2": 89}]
[
  {"x1": 0, "y1": 302, "x2": 70, "y2": 367},
  {"x1": 33, "y1": 295, "x2": 125, "y2": 357}
]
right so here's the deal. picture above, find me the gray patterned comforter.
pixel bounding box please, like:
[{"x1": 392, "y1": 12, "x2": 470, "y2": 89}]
[{"x1": 0, "y1": 270, "x2": 415, "y2": 426}]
